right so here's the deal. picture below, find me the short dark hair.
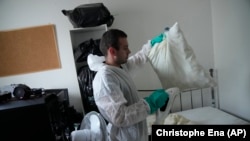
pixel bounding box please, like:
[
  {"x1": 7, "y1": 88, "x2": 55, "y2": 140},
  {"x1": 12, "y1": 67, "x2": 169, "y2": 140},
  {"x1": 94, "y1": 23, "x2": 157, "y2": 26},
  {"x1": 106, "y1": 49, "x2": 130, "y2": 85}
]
[{"x1": 99, "y1": 29, "x2": 127, "y2": 56}]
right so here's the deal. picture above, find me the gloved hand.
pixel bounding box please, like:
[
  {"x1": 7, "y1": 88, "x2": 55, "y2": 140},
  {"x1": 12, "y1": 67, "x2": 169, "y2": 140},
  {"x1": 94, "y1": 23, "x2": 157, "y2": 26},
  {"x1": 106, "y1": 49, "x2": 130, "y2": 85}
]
[
  {"x1": 160, "y1": 87, "x2": 180, "y2": 111},
  {"x1": 150, "y1": 33, "x2": 165, "y2": 47},
  {"x1": 144, "y1": 89, "x2": 169, "y2": 114},
  {"x1": 150, "y1": 26, "x2": 169, "y2": 47}
]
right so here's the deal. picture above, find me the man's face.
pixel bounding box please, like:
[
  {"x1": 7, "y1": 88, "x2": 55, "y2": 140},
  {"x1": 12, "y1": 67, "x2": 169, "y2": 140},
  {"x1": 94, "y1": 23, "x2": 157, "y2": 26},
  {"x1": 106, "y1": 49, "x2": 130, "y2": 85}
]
[{"x1": 114, "y1": 37, "x2": 131, "y2": 65}]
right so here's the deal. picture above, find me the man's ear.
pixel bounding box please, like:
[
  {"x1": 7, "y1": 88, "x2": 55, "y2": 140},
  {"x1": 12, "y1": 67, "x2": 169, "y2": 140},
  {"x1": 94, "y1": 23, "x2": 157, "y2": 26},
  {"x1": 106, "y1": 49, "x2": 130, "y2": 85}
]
[{"x1": 108, "y1": 47, "x2": 117, "y2": 56}]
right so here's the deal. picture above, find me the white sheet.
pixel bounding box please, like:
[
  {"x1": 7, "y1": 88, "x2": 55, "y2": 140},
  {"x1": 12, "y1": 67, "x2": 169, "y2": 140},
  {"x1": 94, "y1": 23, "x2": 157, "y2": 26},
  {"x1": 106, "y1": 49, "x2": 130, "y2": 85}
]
[
  {"x1": 146, "y1": 106, "x2": 249, "y2": 135},
  {"x1": 173, "y1": 106, "x2": 249, "y2": 125}
]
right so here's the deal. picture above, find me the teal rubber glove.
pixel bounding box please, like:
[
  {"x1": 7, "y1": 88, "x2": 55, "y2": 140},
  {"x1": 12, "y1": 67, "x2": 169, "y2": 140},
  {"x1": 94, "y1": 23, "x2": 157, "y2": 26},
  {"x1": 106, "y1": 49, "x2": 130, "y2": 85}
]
[
  {"x1": 144, "y1": 89, "x2": 169, "y2": 114},
  {"x1": 150, "y1": 33, "x2": 166, "y2": 47}
]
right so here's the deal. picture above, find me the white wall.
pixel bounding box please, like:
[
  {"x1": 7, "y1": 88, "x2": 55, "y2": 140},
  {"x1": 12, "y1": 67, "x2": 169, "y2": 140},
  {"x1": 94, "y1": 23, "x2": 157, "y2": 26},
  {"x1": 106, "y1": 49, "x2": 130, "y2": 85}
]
[
  {"x1": 0, "y1": 0, "x2": 214, "y2": 113},
  {"x1": 211, "y1": 0, "x2": 250, "y2": 121}
]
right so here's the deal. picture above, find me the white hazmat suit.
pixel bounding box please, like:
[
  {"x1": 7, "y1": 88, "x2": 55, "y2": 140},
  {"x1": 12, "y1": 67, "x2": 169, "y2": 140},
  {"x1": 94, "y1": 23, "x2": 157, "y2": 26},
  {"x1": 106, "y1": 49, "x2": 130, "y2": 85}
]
[{"x1": 87, "y1": 41, "x2": 151, "y2": 141}]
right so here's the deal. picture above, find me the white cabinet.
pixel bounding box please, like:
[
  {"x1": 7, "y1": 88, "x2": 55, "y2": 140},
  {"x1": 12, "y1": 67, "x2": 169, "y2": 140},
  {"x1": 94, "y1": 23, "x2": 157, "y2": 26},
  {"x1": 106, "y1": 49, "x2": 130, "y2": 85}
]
[
  {"x1": 69, "y1": 24, "x2": 107, "y2": 114},
  {"x1": 70, "y1": 24, "x2": 107, "y2": 49}
]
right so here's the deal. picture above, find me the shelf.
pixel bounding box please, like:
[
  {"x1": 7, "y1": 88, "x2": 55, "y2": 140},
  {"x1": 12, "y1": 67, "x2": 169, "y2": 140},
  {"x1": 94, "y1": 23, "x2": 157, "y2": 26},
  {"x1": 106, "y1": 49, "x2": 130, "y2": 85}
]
[{"x1": 70, "y1": 24, "x2": 107, "y2": 49}]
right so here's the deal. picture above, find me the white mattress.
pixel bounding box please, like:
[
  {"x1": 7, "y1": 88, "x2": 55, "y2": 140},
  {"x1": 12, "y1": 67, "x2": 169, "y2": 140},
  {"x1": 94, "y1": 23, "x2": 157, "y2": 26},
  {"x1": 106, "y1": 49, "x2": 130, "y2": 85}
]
[{"x1": 146, "y1": 106, "x2": 249, "y2": 135}]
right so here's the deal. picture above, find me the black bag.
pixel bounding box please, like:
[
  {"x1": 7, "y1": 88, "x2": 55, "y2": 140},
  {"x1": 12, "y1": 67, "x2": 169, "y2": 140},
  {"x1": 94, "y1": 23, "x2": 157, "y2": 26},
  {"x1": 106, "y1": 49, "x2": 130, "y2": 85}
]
[
  {"x1": 77, "y1": 65, "x2": 99, "y2": 113},
  {"x1": 62, "y1": 3, "x2": 114, "y2": 28},
  {"x1": 74, "y1": 38, "x2": 103, "y2": 62}
]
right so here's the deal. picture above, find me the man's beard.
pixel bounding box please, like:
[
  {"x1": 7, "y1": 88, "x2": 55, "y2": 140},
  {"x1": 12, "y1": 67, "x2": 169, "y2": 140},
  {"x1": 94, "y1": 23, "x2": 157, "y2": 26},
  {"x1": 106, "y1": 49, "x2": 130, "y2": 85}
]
[{"x1": 116, "y1": 58, "x2": 127, "y2": 65}]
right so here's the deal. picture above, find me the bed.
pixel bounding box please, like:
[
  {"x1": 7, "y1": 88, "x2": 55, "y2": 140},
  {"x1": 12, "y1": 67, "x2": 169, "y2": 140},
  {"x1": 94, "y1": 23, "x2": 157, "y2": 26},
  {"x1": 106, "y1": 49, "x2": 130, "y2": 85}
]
[{"x1": 138, "y1": 69, "x2": 250, "y2": 135}]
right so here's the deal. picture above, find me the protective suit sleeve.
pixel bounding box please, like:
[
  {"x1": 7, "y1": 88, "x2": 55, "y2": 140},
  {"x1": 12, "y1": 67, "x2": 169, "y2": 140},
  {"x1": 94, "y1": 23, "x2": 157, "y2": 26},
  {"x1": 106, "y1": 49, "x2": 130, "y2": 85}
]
[
  {"x1": 93, "y1": 72, "x2": 149, "y2": 127},
  {"x1": 125, "y1": 40, "x2": 151, "y2": 76},
  {"x1": 144, "y1": 89, "x2": 169, "y2": 114}
]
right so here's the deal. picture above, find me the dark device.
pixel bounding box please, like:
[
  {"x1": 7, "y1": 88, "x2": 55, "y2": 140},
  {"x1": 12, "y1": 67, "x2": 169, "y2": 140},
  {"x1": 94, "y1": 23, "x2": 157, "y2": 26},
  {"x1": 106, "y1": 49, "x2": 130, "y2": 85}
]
[
  {"x1": 13, "y1": 84, "x2": 33, "y2": 99},
  {"x1": 13, "y1": 84, "x2": 43, "y2": 100},
  {"x1": 0, "y1": 89, "x2": 80, "y2": 141}
]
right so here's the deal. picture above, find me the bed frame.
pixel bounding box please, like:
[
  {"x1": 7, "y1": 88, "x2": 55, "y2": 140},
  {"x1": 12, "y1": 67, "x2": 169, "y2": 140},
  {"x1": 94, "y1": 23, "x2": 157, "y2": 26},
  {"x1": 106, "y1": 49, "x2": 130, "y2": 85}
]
[{"x1": 171, "y1": 69, "x2": 218, "y2": 112}]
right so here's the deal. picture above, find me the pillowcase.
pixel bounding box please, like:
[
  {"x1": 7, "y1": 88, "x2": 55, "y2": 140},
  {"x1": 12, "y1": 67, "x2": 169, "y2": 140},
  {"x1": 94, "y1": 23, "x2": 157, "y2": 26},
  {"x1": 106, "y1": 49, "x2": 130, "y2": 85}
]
[{"x1": 147, "y1": 22, "x2": 216, "y2": 90}]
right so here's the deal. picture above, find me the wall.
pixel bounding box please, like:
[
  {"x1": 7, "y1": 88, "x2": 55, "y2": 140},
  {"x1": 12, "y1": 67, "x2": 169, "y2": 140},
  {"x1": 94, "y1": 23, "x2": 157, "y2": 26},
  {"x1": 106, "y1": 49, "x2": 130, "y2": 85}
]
[
  {"x1": 0, "y1": 0, "x2": 214, "y2": 113},
  {"x1": 211, "y1": 0, "x2": 250, "y2": 121}
]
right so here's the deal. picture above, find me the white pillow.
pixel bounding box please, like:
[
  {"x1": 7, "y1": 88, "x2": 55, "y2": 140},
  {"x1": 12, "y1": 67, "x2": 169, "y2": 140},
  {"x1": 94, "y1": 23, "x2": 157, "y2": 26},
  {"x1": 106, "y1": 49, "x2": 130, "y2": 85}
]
[{"x1": 147, "y1": 22, "x2": 216, "y2": 90}]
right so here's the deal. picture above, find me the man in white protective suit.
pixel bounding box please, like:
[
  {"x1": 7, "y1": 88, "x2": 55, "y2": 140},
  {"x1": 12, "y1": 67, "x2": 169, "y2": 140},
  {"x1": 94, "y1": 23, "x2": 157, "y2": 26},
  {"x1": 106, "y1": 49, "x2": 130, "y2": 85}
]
[{"x1": 87, "y1": 29, "x2": 178, "y2": 141}]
